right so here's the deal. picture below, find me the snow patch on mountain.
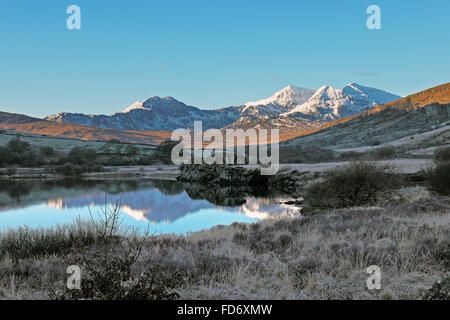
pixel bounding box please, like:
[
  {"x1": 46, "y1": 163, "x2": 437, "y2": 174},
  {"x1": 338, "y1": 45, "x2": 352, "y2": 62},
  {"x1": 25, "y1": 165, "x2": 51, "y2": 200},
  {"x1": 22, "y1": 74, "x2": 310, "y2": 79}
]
[
  {"x1": 244, "y1": 85, "x2": 315, "y2": 110},
  {"x1": 121, "y1": 101, "x2": 145, "y2": 113}
]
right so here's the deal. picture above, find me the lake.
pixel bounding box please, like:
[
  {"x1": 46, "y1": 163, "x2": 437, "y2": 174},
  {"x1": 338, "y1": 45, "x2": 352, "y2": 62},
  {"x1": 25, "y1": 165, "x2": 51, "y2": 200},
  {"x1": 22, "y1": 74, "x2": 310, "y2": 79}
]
[{"x1": 0, "y1": 179, "x2": 300, "y2": 234}]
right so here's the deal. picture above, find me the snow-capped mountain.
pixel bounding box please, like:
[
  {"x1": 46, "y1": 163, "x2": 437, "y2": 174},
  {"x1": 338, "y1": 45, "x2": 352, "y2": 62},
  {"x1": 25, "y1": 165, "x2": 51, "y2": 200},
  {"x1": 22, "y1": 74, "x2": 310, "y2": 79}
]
[
  {"x1": 45, "y1": 83, "x2": 401, "y2": 133},
  {"x1": 284, "y1": 83, "x2": 402, "y2": 121},
  {"x1": 242, "y1": 85, "x2": 315, "y2": 113},
  {"x1": 224, "y1": 83, "x2": 401, "y2": 132}
]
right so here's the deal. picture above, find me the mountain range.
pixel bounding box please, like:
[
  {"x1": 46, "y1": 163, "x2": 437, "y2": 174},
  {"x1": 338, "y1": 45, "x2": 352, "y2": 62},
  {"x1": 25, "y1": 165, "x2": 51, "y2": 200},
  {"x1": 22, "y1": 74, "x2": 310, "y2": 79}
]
[
  {"x1": 45, "y1": 83, "x2": 402, "y2": 133},
  {"x1": 1, "y1": 83, "x2": 448, "y2": 146}
]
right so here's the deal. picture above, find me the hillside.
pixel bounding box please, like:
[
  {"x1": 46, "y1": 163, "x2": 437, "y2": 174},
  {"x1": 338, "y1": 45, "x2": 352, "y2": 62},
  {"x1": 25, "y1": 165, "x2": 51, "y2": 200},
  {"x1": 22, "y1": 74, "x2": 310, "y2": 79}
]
[
  {"x1": 283, "y1": 102, "x2": 450, "y2": 157},
  {"x1": 283, "y1": 83, "x2": 450, "y2": 144},
  {"x1": 281, "y1": 107, "x2": 449, "y2": 147},
  {"x1": 0, "y1": 112, "x2": 172, "y2": 146},
  {"x1": 375, "y1": 82, "x2": 450, "y2": 111}
]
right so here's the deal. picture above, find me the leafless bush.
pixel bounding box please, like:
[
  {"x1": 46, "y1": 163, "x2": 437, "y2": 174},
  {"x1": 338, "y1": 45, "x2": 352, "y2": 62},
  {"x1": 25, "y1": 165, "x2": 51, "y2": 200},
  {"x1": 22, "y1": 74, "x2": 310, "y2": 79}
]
[
  {"x1": 306, "y1": 161, "x2": 401, "y2": 209},
  {"x1": 434, "y1": 146, "x2": 450, "y2": 163},
  {"x1": 425, "y1": 161, "x2": 450, "y2": 195}
]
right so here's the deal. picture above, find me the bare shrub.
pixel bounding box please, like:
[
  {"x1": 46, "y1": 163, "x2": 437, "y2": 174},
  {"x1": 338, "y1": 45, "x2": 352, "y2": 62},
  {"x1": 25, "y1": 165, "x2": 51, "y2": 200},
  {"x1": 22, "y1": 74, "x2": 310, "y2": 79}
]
[
  {"x1": 288, "y1": 257, "x2": 321, "y2": 288},
  {"x1": 369, "y1": 146, "x2": 396, "y2": 160},
  {"x1": 339, "y1": 151, "x2": 365, "y2": 161},
  {"x1": 434, "y1": 146, "x2": 450, "y2": 163},
  {"x1": 55, "y1": 201, "x2": 181, "y2": 300},
  {"x1": 306, "y1": 161, "x2": 401, "y2": 209},
  {"x1": 87, "y1": 199, "x2": 123, "y2": 242},
  {"x1": 425, "y1": 161, "x2": 450, "y2": 195},
  {"x1": 58, "y1": 242, "x2": 181, "y2": 300}
]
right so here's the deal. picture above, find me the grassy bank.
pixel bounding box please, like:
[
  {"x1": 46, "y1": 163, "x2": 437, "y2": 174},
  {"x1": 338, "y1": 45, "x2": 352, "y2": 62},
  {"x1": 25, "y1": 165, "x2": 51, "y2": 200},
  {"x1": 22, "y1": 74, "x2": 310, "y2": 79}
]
[{"x1": 0, "y1": 192, "x2": 448, "y2": 300}]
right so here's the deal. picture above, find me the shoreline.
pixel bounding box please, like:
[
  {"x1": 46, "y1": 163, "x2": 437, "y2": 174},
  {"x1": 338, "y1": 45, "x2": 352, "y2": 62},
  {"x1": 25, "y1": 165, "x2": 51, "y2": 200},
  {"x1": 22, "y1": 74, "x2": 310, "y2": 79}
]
[{"x1": 0, "y1": 158, "x2": 432, "y2": 180}]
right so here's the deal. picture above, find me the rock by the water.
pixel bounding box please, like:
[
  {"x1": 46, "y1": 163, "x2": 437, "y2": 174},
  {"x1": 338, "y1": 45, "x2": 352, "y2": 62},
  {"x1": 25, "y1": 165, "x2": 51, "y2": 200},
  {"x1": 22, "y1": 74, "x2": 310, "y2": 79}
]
[{"x1": 177, "y1": 164, "x2": 299, "y2": 193}]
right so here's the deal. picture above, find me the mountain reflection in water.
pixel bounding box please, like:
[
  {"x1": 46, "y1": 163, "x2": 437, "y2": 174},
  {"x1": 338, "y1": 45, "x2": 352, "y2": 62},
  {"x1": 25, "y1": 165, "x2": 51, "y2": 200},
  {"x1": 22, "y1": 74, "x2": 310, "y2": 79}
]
[{"x1": 0, "y1": 179, "x2": 300, "y2": 234}]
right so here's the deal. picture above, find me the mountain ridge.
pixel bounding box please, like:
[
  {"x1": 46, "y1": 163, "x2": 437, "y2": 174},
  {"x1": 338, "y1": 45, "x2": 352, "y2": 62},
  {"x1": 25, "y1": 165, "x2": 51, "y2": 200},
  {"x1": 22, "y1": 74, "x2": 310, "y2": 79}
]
[{"x1": 45, "y1": 83, "x2": 401, "y2": 133}]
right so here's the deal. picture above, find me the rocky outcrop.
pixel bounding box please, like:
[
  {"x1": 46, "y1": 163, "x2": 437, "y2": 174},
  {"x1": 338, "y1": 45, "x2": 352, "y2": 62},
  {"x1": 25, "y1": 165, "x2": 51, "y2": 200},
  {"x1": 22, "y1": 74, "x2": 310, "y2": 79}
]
[
  {"x1": 419, "y1": 103, "x2": 450, "y2": 120},
  {"x1": 177, "y1": 164, "x2": 300, "y2": 193}
]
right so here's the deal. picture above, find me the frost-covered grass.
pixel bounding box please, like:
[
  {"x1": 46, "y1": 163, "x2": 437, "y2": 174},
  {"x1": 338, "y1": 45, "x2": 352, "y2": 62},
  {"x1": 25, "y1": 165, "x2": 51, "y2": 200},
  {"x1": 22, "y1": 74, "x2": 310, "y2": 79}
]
[{"x1": 0, "y1": 195, "x2": 448, "y2": 300}]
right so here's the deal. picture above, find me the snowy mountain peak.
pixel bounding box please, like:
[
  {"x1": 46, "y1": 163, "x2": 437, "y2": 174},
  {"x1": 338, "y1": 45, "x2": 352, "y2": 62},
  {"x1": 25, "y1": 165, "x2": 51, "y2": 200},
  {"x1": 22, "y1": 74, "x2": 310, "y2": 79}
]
[
  {"x1": 244, "y1": 85, "x2": 315, "y2": 109},
  {"x1": 312, "y1": 85, "x2": 340, "y2": 98},
  {"x1": 284, "y1": 83, "x2": 402, "y2": 119},
  {"x1": 121, "y1": 96, "x2": 184, "y2": 113}
]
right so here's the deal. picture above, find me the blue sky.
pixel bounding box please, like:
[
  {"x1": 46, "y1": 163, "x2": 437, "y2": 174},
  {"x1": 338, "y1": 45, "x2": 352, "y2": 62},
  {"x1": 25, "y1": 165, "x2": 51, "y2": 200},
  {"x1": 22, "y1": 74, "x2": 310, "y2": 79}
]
[{"x1": 0, "y1": 0, "x2": 449, "y2": 118}]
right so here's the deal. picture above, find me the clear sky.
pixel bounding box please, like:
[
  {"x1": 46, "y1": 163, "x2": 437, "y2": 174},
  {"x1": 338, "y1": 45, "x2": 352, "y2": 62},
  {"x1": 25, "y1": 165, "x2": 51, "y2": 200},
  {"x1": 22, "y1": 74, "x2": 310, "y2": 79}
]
[{"x1": 0, "y1": 0, "x2": 449, "y2": 118}]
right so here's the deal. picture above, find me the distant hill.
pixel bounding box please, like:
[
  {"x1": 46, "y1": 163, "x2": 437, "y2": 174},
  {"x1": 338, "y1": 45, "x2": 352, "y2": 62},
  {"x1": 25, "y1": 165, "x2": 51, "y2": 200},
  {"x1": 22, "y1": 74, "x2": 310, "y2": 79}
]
[{"x1": 0, "y1": 112, "x2": 172, "y2": 145}]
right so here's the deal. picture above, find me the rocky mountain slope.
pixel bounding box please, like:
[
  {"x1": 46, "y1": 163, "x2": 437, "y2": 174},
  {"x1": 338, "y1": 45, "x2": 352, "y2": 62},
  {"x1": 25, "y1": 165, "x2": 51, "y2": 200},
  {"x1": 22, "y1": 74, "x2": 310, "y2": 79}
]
[{"x1": 46, "y1": 96, "x2": 243, "y2": 131}]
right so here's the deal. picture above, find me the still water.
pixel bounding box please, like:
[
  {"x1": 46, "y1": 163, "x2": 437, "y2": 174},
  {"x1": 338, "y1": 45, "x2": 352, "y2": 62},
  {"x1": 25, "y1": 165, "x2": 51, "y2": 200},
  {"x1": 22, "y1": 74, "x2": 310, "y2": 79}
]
[{"x1": 0, "y1": 179, "x2": 300, "y2": 234}]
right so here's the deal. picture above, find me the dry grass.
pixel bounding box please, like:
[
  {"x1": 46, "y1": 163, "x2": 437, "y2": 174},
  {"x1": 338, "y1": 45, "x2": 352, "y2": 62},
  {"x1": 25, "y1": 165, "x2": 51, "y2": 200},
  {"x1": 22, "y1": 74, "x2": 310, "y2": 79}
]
[{"x1": 0, "y1": 196, "x2": 448, "y2": 300}]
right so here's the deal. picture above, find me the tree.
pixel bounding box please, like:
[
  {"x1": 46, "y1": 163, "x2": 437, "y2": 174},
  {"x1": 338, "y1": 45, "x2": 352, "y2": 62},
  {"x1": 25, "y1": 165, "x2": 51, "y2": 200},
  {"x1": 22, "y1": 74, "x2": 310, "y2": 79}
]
[
  {"x1": 67, "y1": 147, "x2": 97, "y2": 164},
  {"x1": 156, "y1": 140, "x2": 179, "y2": 164},
  {"x1": 40, "y1": 146, "x2": 55, "y2": 156},
  {"x1": 125, "y1": 145, "x2": 139, "y2": 156},
  {"x1": 7, "y1": 137, "x2": 31, "y2": 154}
]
